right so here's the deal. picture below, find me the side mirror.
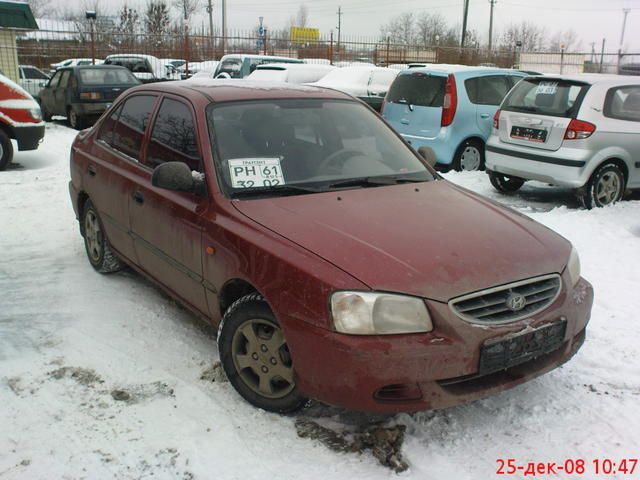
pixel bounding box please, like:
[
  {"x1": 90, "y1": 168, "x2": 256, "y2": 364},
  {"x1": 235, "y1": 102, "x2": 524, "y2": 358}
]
[
  {"x1": 418, "y1": 146, "x2": 437, "y2": 168},
  {"x1": 152, "y1": 162, "x2": 202, "y2": 194}
]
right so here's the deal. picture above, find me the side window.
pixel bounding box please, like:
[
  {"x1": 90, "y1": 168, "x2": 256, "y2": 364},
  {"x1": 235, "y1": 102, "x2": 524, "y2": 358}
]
[
  {"x1": 58, "y1": 70, "x2": 71, "y2": 89},
  {"x1": 469, "y1": 75, "x2": 512, "y2": 105},
  {"x1": 112, "y1": 95, "x2": 157, "y2": 159},
  {"x1": 48, "y1": 71, "x2": 62, "y2": 88},
  {"x1": 147, "y1": 98, "x2": 201, "y2": 171},
  {"x1": 24, "y1": 67, "x2": 49, "y2": 80},
  {"x1": 69, "y1": 73, "x2": 78, "y2": 89},
  {"x1": 604, "y1": 85, "x2": 640, "y2": 122},
  {"x1": 97, "y1": 104, "x2": 123, "y2": 145}
]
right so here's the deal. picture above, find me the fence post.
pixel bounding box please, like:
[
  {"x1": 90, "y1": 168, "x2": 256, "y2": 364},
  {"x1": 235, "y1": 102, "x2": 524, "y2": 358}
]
[
  {"x1": 560, "y1": 47, "x2": 565, "y2": 74},
  {"x1": 263, "y1": 28, "x2": 267, "y2": 55},
  {"x1": 599, "y1": 38, "x2": 605, "y2": 73},
  {"x1": 386, "y1": 36, "x2": 390, "y2": 66},
  {"x1": 329, "y1": 31, "x2": 334, "y2": 65}
]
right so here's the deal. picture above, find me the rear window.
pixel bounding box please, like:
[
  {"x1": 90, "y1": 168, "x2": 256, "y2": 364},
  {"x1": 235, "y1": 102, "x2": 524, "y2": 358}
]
[
  {"x1": 604, "y1": 85, "x2": 640, "y2": 122},
  {"x1": 502, "y1": 78, "x2": 589, "y2": 118},
  {"x1": 386, "y1": 73, "x2": 446, "y2": 108},
  {"x1": 105, "y1": 57, "x2": 152, "y2": 74},
  {"x1": 465, "y1": 75, "x2": 513, "y2": 106},
  {"x1": 79, "y1": 68, "x2": 138, "y2": 85},
  {"x1": 217, "y1": 59, "x2": 243, "y2": 78}
]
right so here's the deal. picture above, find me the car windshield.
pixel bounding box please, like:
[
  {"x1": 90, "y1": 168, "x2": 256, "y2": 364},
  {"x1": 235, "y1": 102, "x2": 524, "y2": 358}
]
[
  {"x1": 79, "y1": 68, "x2": 139, "y2": 85},
  {"x1": 217, "y1": 59, "x2": 243, "y2": 78},
  {"x1": 501, "y1": 78, "x2": 590, "y2": 117},
  {"x1": 207, "y1": 99, "x2": 434, "y2": 197}
]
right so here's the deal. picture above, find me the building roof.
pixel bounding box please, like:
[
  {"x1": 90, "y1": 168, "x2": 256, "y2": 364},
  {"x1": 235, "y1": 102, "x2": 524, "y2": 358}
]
[{"x1": 0, "y1": 1, "x2": 38, "y2": 30}]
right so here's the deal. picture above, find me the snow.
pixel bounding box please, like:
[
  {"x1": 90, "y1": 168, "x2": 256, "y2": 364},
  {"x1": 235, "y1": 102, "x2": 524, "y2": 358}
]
[{"x1": 1, "y1": 126, "x2": 639, "y2": 478}]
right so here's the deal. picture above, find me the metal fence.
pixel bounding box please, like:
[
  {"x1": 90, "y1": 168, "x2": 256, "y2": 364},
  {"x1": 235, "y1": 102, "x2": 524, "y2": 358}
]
[{"x1": 3, "y1": 24, "x2": 639, "y2": 76}]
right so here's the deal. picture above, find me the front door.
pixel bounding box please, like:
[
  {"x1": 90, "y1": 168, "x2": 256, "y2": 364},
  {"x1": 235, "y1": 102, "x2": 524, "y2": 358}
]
[{"x1": 129, "y1": 95, "x2": 209, "y2": 315}]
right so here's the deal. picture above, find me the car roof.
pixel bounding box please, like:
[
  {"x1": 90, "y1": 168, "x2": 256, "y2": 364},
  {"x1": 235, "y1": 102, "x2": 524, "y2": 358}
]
[
  {"x1": 408, "y1": 64, "x2": 522, "y2": 76},
  {"x1": 125, "y1": 79, "x2": 354, "y2": 103},
  {"x1": 525, "y1": 73, "x2": 640, "y2": 86},
  {"x1": 220, "y1": 54, "x2": 304, "y2": 62}
]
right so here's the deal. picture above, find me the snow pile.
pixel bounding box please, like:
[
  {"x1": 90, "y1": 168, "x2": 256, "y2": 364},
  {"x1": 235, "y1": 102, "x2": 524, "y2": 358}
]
[{"x1": 1, "y1": 127, "x2": 639, "y2": 478}]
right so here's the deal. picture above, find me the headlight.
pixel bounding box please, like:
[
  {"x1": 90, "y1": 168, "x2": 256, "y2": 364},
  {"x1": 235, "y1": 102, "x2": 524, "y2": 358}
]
[
  {"x1": 29, "y1": 107, "x2": 42, "y2": 121},
  {"x1": 567, "y1": 246, "x2": 581, "y2": 287},
  {"x1": 330, "y1": 291, "x2": 433, "y2": 335}
]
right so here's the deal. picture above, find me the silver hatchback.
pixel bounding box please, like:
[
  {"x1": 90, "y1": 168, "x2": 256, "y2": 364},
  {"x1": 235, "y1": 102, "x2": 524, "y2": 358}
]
[{"x1": 485, "y1": 75, "x2": 640, "y2": 207}]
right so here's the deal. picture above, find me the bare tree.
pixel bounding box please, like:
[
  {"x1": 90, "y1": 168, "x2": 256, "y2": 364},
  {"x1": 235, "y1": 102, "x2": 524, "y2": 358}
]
[
  {"x1": 548, "y1": 29, "x2": 582, "y2": 52},
  {"x1": 145, "y1": 0, "x2": 171, "y2": 37},
  {"x1": 27, "y1": 0, "x2": 55, "y2": 18},
  {"x1": 295, "y1": 4, "x2": 309, "y2": 28},
  {"x1": 380, "y1": 12, "x2": 415, "y2": 44},
  {"x1": 414, "y1": 12, "x2": 447, "y2": 46},
  {"x1": 173, "y1": 0, "x2": 200, "y2": 26},
  {"x1": 499, "y1": 21, "x2": 547, "y2": 51}
]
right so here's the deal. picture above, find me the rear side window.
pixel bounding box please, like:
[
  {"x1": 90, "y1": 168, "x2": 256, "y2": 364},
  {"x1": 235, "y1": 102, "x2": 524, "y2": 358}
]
[
  {"x1": 386, "y1": 73, "x2": 446, "y2": 107},
  {"x1": 604, "y1": 85, "x2": 640, "y2": 122},
  {"x1": 112, "y1": 95, "x2": 157, "y2": 159},
  {"x1": 147, "y1": 98, "x2": 201, "y2": 171},
  {"x1": 97, "y1": 104, "x2": 123, "y2": 145},
  {"x1": 465, "y1": 75, "x2": 512, "y2": 105},
  {"x1": 217, "y1": 59, "x2": 243, "y2": 78},
  {"x1": 58, "y1": 70, "x2": 71, "y2": 89},
  {"x1": 502, "y1": 78, "x2": 589, "y2": 118}
]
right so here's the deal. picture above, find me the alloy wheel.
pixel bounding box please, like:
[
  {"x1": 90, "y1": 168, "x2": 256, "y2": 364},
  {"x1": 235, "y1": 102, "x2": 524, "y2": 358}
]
[
  {"x1": 84, "y1": 209, "x2": 103, "y2": 262},
  {"x1": 595, "y1": 171, "x2": 622, "y2": 206},
  {"x1": 460, "y1": 146, "x2": 481, "y2": 171},
  {"x1": 231, "y1": 319, "x2": 295, "y2": 399}
]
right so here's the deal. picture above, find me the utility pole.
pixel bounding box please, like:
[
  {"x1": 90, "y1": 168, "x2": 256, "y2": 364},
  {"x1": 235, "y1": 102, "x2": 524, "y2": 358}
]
[
  {"x1": 336, "y1": 6, "x2": 342, "y2": 59},
  {"x1": 461, "y1": 0, "x2": 470, "y2": 48},
  {"x1": 221, "y1": 0, "x2": 227, "y2": 55},
  {"x1": 206, "y1": 0, "x2": 214, "y2": 57},
  {"x1": 618, "y1": 8, "x2": 630, "y2": 70},
  {"x1": 488, "y1": 0, "x2": 496, "y2": 51}
]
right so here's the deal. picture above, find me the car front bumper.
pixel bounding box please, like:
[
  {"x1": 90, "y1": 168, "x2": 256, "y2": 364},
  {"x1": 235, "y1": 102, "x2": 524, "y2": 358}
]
[
  {"x1": 13, "y1": 123, "x2": 45, "y2": 151},
  {"x1": 283, "y1": 274, "x2": 593, "y2": 413},
  {"x1": 485, "y1": 139, "x2": 593, "y2": 188}
]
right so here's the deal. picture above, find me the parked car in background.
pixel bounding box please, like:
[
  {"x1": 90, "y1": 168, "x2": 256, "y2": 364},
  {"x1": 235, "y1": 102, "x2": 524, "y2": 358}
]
[
  {"x1": 104, "y1": 54, "x2": 180, "y2": 83},
  {"x1": 310, "y1": 66, "x2": 398, "y2": 111},
  {"x1": 382, "y1": 66, "x2": 526, "y2": 171},
  {"x1": 246, "y1": 63, "x2": 335, "y2": 84},
  {"x1": 0, "y1": 73, "x2": 44, "y2": 170},
  {"x1": 159, "y1": 58, "x2": 186, "y2": 70},
  {"x1": 40, "y1": 65, "x2": 140, "y2": 129},
  {"x1": 486, "y1": 74, "x2": 640, "y2": 208},
  {"x1": 213, "y1": 54, "x2": 304, "y2": 79},
  {"x1": 618, "y1": 63, "x2": 640, "y2": 76},
  {"x1": 68, "y1": 80, "x2": 592, "y2": 414},
  {"x1": 50, "y1": 58, "x2": 103, "y2": 74},
  {"x1": 179, "y1": 60, "x2": 220, "y2": 80},
  {"x1": 18, "y1": 65, "x2": 50, "y2": 101}
]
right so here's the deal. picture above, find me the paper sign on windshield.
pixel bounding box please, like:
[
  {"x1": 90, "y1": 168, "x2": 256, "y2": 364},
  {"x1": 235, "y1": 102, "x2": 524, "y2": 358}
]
[
  {"x1": 228, "y1": 158, "x2": 285, "y2": 188},
  {"x1": 535, "y1": 82, "x2": 558, "y2": 95}
]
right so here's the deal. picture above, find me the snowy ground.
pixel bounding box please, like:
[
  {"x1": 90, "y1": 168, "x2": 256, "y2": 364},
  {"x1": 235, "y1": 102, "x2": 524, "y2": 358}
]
[{"x1": 1, "y1": 122, "x2": 639, "y2": 479}]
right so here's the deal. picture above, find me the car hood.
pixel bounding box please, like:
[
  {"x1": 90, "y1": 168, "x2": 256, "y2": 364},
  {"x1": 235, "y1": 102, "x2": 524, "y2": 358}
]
[{"x1": 231, "y1": 181, "x2": 571, "y2": 302}]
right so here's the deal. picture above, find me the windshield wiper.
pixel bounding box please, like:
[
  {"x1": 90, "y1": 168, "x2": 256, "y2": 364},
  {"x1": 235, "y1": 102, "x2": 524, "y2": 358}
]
[
  {"x1": 231, "y1": 184, "x2": 320, "y2": 199},
  {"x1": 326, "y1": 175, "x2": 428, "y2": 190},
  {"x1": 509, "y1": 105, "x2": 539, "y2": 113}
]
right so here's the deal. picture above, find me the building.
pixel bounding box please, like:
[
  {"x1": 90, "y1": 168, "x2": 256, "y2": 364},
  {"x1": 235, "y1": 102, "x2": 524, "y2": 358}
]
[{"x1": 0, "y1": 1, "x2": 38, "y2": 82}]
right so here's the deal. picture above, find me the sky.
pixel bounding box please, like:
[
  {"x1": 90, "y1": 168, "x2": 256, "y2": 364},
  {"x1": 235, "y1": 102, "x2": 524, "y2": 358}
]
[{"x1": 48, "y1": 0, "x2": 640, "y2": 51}]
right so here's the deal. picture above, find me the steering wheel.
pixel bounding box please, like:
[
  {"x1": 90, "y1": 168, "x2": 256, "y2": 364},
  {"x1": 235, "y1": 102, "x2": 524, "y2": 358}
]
[
  {"x1": 317, "y1": 149, "x2": 365, "y2": 174},
  {"x1": 215, "y1": 72, "x2": 231, "y2": 79}
]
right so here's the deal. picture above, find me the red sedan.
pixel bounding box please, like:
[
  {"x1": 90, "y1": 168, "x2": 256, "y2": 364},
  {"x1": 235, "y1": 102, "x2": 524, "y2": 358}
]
[{"x1": 68, "y1": 80, "x2": 593, "y2": 413}]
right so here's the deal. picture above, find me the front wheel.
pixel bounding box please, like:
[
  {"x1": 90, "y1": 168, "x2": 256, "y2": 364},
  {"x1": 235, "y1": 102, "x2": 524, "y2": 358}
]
[
  {"x1": 454, "y1": 139, "x2": 485, "y2": 171},
  {"x1": 0, "y1": 129, "x2": 14, "y2": 171},
  {"x1": 577, "y1": 162, "x2": 625, "y2": 209},
  {"x1": 68, "y1": 108, "x2": 84, "y2": 130},
  {"x1": 488, "y1": 171, "x2": 525, "y2": 193},
  {"x1": 217, "y1": 294, "x2": 306, "y2": 413}
]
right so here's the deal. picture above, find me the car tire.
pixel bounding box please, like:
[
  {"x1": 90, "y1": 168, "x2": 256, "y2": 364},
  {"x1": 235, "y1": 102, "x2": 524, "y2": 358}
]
[
  {"x1": 454, "y1": 139, "x2": 485, "y2": 172},
  {"x1": 41, "y1": 103, "x2": 52, "y2": 122},
  {"x1": 577, "y1": 162, "x2": 625, "y2": 209},
  {"x1": 0, "y1": 129, "x2": 14, "y2": 171},
  {"x1": 68, "y1": 108, "x2": 84, "y2": 130},
  {"x1": 488, "y1": 171, "x2": 525, "y2": 193},
  {"x1": 217, "y1": 293, "x2": 306, "y2": 413},
  {"x1": 82, "y1": 200, "x2": 124, "y2": 273}
]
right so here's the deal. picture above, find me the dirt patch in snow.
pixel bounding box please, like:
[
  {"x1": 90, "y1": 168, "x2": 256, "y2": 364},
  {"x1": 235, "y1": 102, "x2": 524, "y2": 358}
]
[
  {"x1": 295, "y1": 418, "x2": 408, "y2": 473},
  {"x1": 109, "y1": 381, "x2": 175, "y2": 404},
  {"x1": 199, "y1": 362, "x2": 228, "y2": 383},
  {"x1": 48, "y1": 366, "x2": 104, "y2": 386}
]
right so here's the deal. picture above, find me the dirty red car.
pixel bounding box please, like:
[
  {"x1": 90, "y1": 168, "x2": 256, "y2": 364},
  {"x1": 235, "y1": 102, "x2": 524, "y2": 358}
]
[
  {"x1": 68, "y1": 80, "x2": 593, "y2": 413},
  {"x1": 0, "y1": 72, "x2": 44, "y2": 170}
]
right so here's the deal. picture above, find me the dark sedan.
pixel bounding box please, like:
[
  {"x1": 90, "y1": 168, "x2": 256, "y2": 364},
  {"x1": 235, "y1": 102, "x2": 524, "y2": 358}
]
[{"x1": 40, "y1": 65, "x2": 140, "y2": 129}]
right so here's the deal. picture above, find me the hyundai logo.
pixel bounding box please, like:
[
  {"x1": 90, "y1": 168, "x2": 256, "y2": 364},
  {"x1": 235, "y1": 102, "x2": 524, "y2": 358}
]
[{"x1": 506, "y1": 292, "x2": 527, "y2": 312}]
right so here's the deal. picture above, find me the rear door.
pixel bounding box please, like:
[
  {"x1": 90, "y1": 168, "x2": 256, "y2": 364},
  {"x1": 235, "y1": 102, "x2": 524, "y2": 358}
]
[
  {"x1": 129, "y1": 95, "x2": 209, "y2": 315},
  {"x1": 54, "y1": 70, "x2": 71, "y2": 115},
  {"x1": 466, "y1": 74, "x2": 515, "y2": 139},
  {"x1": 89, "y1": 94, "x2": 159, "y2": 263},
  {"x1": 499, "y1": 77, "x2": 590, "y2": 151},
  {"x1": 382, "y1": 71, "x2": 446, "y2": 139}
]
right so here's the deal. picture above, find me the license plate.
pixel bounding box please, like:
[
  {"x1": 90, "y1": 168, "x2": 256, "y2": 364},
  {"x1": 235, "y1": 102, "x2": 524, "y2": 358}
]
[
  {"x1": 511, "y1": 126, "x2": 547, "y2": 143},
  {"x1": 479, "y1": 321, "x2": 567, "y2": 375}
]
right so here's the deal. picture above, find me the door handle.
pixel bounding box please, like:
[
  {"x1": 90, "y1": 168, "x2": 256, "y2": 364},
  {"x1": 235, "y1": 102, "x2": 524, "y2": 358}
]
[
  {"x1": 480, "y1": 113, "x2": 490, "y2": 118},
  {"x1": 132, "y1": 191, "x2": 145, "y2": 204},
  {"x1": 87, "y1": 165, "x2": 97, "y2": 176}
]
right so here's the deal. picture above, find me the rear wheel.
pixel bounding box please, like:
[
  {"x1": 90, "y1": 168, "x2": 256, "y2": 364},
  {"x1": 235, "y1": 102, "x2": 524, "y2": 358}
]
[
  {"x1": 218, "y1": 294, "x2": 306, "y2": 413},
  {"x1": 577, "y1": 162, "x2": 625, "y2": 209},
  {"x1": 454, "y1": 139, "x2": 485, "y2": 172},
  {"x1": 0, "y1": 129, "x2": 14, "y2": 171},
  {"x1": 488, "y1": 171, "x2": 525, "y2": 193},
  {"x1": 68, "y1": 108, "x2": 84, "y2": 130},
  {"x1": 82, "y1": 200, "x2": 124, "y2": 273}
]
